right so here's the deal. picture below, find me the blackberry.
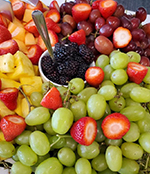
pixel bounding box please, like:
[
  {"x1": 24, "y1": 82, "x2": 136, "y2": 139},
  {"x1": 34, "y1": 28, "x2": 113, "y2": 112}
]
[
  {"x1": 41, "y1": 55, "x2": 54, "y2": 74},
  {"x1": 59, "y1": 76, "x2": 70, "y2": 85},
  {"x1": 47, "y1": 70, "x2": 60, "y2": 84},
  {"x1": 76, "y1": 63, "x2": 89, "y2": 80},
  {"x1": 79, "y1": 44, "x2": 95, "y2": 64}
]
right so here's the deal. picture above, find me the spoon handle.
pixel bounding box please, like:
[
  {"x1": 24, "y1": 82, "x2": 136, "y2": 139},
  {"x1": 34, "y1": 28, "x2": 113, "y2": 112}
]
[{"x1": 32, "y1": 10, "x2": 54, "y2": 59}]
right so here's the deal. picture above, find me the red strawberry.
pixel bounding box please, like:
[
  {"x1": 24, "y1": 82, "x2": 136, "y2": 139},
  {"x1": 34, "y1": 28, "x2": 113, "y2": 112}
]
[
  {"x1": 70, "y1": 117, "x2": 97, "y2": 146},
  {"x1": 0, "y1": 14, "x2": 8, "y2": 27},
  {"x1": 38, "y1": 29, "x2": 58, "y2": 51},
  {"x1": 72, "y1": 3, "x2": 92, "y2": 23},
  {"x1": 0, "y1": 115, "x2": 26, "y2": 141},
  {"x1": 0, "y1": 79, "x2": 2, "y2": 90},
  {"x1": 46, "y1": 9, "x2": 61, "y2": 23},
  {"x1": 25, "y1": 1, "x2": 43, "y2": 11},
  {"x1": 0, "y1": 39, "x2": 19, "y2": 55},
  {"x1": 85, "y1": 66, "x2": 104, "y2": 87},
  {"x1": 0, "y1": 87, "x2": 19, "y2": 110},
  {"x1": 45, "y1": 17, "x2": 61, "y2": 33},
  {"x1": 127, "y1": 62, "x2": 148, "y2": 84},
  {"x1": 24, "y1": 19, "x2": 39, "y2": 37},
  {"x1": 68, "y1": 29, "x2": 86, "y2": 45},
  {"x1": 101, "y1": 113, "x2": 130, "y2": 139},
  {"x1": 40, "y1": 87, "x2": 63, "y2": 110},
  {"x1": 12, "y1": 1, "x2": 25, "y2": 20},
  {"x1": 113, "y1": 26, "x2": 132, "y2": 48},
  {"x1": 27, "y1": 44, "x2": 43, "y2": 65},
  {"x1": 49, "y1": 0, "x2": 60, "y2": 12},
  {"x1": 0, "y1": 25, "x2": 12, "y2": 44},
  {"x1": 99, "y1": 0, "x2": 117, "y2": 19}
]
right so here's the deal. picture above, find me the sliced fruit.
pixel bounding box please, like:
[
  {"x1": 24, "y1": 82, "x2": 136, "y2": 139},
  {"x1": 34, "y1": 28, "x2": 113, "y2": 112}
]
[
  {"x1": 11, "y1": 26, "x2": 26, "y2": 42},
  {"x1": 1, "y1": 78, "x2": 21, "y2": 89},
  {"x1": 70, "y1": 116, "x2": 97, "y2": 146},
  {"x1": 101, "y1": 113, "x2": 130, "y2": 139},
  {"x1": 24, "y1": 19, "x2": 39, "y2": 37},
  {"x1": 0, "y1": 25, "x2": 12, "y2": 44},
  {"x1": 0, "y1": 14, "x2": 8, "y2": 27},
  {"x1": 14, "y1": 39, "x2": 28, "y2": 54},
  {"x1": 45, "y1": 17, "x2": 61, "y2": 33},
  {"x1": 49, "y1": 0, "x2": 60, "y2": 12},
  {"x1": 12, "y1": 1, "x2": 25, "y2": 20},
  {"x1": 46, "y1": 9, "x2": 60, "y2": 23},
  {"x1": 25, "y1": 1, "x2": 43, "y2": 11},
  {"x1": 22, "y1": 9, "x2": 34, "y2": 23},
  {"x1": 25, "y1": 32, "x2": 36, "y2": 46}
]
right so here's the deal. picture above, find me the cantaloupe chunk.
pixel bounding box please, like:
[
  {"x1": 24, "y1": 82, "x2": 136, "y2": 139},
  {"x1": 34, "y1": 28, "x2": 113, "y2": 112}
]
[
  {"x1": 11, "y1": 27, "x2": 26, "y2": 42},
  {"x1": 23, "y1": 9, "x2": 34, "y2": 23},
  {"x1": 14, "y1": 39, "x2": 28, "y2": 54},
  {"x1": 25, "y1": 32, "x2": 36, "y2": 46}
]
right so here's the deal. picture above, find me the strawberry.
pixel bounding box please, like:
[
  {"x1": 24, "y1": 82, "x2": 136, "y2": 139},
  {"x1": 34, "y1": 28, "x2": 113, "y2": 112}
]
[
  {"x1": 46, "y1": 9, "x2": 61, "y2": 23},
  {"x1": 49, "y1": 0, "x2": 60, "y2": 12},
  {"x1": 113, "y1": 26, "x2": 132, "y2": 48},
  {"x1": 68, "y1": 29, "x2": 86, "y2": 45},
  {"x1": 25, "y1": 1, "x2": 43, "y2": 11},
  {"x1": 0, "y1": 115, "x2": 26, "y2": 141},
  {"x1": 45, "y1": 17, "x2": 61, "y2": 33},
  {"x1": 0, "y1": 39, "x2": 19, "y2": 55},
  {"x1": 37, "y1": 29, "x2": 58, "y2": 51},
  {"x1": 99, "y1": 0, "x2": 117, "y2": 19},
  {"x1": 70, "y1": 117, "x2": 97, "y2": 146},
  {"x1": 0, "y1": 79, "x2": 1, "y2": 90},
  {"x1": 40, "y1": 86, "x2": 63, "y2": 110},
  {"x1": 72, "y1": 3, "x2": 92, "y2": 23},
  {"x1": 24, "y1": 19, "x2": 39, "y2": 37},
  {"x1": 0, "y1": 25, "x2": 12, "y2": 44},
  {"x1": 12, "y1": 1, "x2": 25, "y2": 20},
  {"x1": 127, "y1": 62, "x2": 148, "y2": 84},
  {"x1": 101, "y1": 113, "x2": 130, "y2": 139},
  {"x1": 0, "y1": 14, "x2": 8, "y2": 27},
  {"x1": 0, "y1": 87, "x2": 19, "y2": 110},
  {"x1": 27, "y1": 44, "x2": 43, "y2": 65},
  {"x1": 85, "y1": 66, "x2": 104, "y2": 87}
]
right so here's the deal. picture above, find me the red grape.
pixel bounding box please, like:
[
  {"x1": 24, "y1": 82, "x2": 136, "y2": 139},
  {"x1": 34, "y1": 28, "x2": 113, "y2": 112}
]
[
  {"x1": 136, "y1": 7, "x2": 147, "y2": 22},
  {"x1": 77, "y1": 21, "x2": 94, "y2": 36},
  {"x1": 95, "y1": 17, "x2": 105, "y2": 30},
  {"x1": 89, "y1": 9, "x2": 101, "y2": 23},
  {"x1": 99, "y1": 24, "x2": 113, "y2": 37},
  {"x1": 61, "y1": 22, "x2": 73, "y2": 36},
  {"x1": 113, "y1": 4, "x2": 125, "y2": 17},
  {"x1": 62, "y1": 14, "x2": 76, "y2": 29},
  {"x1": 130, "y1": 17, "x2": 140, "y2": 30},
  {"x1": 120, "y1": 15, "x2": 132, "y2": 30},
  {"x1": 140, "y1": 56, "x2": 150, "y2": 66},
  {"x1": 106, "y1": 16, "x2": 120, "y2": 30},
  {"x1": 132, "y1": 28, "x2": 146, "y2": 42}
]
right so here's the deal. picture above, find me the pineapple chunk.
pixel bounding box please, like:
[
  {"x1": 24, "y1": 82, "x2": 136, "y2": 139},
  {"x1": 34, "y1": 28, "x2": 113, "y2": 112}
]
[
  {"x1": 0, "y1": 72, "x2": 8, "y2": 78},
  {"x1": 21, "y1": 97, "x2": 34, "y2": 118},
  {"x1": 20, "y1": 76, "x2": 42, "y2": 96},
  {"x1": 0, "y1": 53, "x2": 15, "y2": 73},
  {"x1": 33, "y1": 65, "x2": 40, "y2": 76},
  {"x1": 25, "y1": 32, "x2": 36, "y2": 46},
  {"x1": 0, "y1": 130, "x2": 5, "y2": 141},
  {"x1": 14, "y1": 39, "x2": 28, "y2": 54},
  {"x1": 23, "y1": 9, "x2": 34, "y2": 23},
  {"x1": 14, "y1": 92, "x2": 24, "y2": 116},
  {"x1": 1, "y1": 78, "x2": 21, "y2": 89},
  {"x1": 11, "y1": 26, "x2": 26, "y2": 42},
  {"x1": 7, "y1": 51, "x2": 35, "y2": 81},
  {"x1": 0, "y1": 100, "x2": 15, "y2": 118}
]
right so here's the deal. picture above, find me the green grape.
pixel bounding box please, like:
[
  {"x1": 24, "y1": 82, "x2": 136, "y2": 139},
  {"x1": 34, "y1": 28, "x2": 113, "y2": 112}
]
[
  {"x1": 111, "y1": 69, "x2": 128, "y2": 85},
  {"x1": 30, "y1": 92, "x2": 43, "y2": 107},
  {"x1": 64, "y1": 137, "x2": 77, "y2": 151},
  {"x1": 105, "y1": 138, "x2": 122, "y2": 146},
  {"x1": 25, "y1": 106, "x2": 50, "y2": 126},
  {"x1": 77, "y1": 141, "x2": 100, "y2": 159},
  {"x1": 0, "y1": 141, "x2": 15, "y2": 158},
  {"x1": 98, "y1": 85, "x2": 117, "y2": 101},
  {"x1": 43, "y1": 118, "x2": 56, "y2": 136},
  {"x1": 103, "y1": 103, "x2": 111, "y2": 117},
  {"x1": 139, "y1": 132, "x2": 150, "y2": 153},
  {"x1": 130, "y1": 86, "x2": 150, "y2": 103},
  {"x1": 33, "y1": 153, "x2": 50, "y2": 167},
  {"x1": 125, "y1": 97, "x2": 141, "y2": 107},
  {"x1": 12, "y1": 146, "x2": 19, "y2": 161},
  {"x1": 110, "y1": 52, "x2": 129, "y2": 69},
  {"x1": 137, "y1": 112, "x2": 150, "y2": 133},
  {"x1": 87, "y1": 94, "x2": 107, "y2": 120},
  {"x1": 95, "y1": 119, "x2": 106, "y2": 143},
  {"x1": 120, "y1": 83, "x2": 139, "y2": 98},
  {"x1": 58, "y1": 147, "x2": 76, "y2": 167},
  {"x1": 11, "y1": 161, "x2": 32, "y2": 174},
  {"x1": 75, "y1": 158, "x2": 92, "y2": 174},
  {"x1": 77, "y1": 87, "x2": 97, "y2": 103},
  {"x1": 35, "y1": 157, "x2": 63, "y2": 174},
  {"x1": 92, "y1": 169, "x2": 98, "y2": 174},
  {"x1": 109, "y1": 50, "x2": 120, "y2": 58},
  {"x1": 15, "y1": 130, "x2": 32, "y2": 145},
  {"x1": 123, "y1": 122, "x2": 140, "y2": 142},
  {"x1": 51, "y1": 107, "x2": 73, "y2": 134},
  {"x1": 109, "y1": 96, "x2": 126, "y2": 112},
  {"x1": 49, "y1": 135, "x2": 66, "y2": 149},
  {"x1": 127, "y1": 51, "x2": 141, "y2": 63},
  {"x1": 17, "y1": 144, "x2": 38, "y2": 166},
  {"x1": 103, "y1": 64, "x2": 114, "y2": 80},
  {"x1": 62, "y1": 167, "x2": 77, "y2": 174},
  {"x1": 118, "y1": 157, "x2": 140, "y2": 174},
  {"x1": 29, "y1": 130, "x2": 50, "y2": 156},
  {"x1": 120, "y1": 105, "x2": 146, "y2": 121},
  {"x1": 70, "y1": 100, "x2": 87, "y2": 121},
  {"x1": 57, "y1": 86, "x2": 68, "y2": 101},
  {"x1": 98, "y1": 168, "x2": 118, "y2": 174},
  {"x1": 26, "y1": 124, "x2": 44, "y2": 131},
  {"x1": 91, "y1": 153, "x2": 108, "y2": 172},
  {"x1": 101, "y1": 80, "x2": 115, "y2": 87},
  {"x1": 68, "y1": 78, "x2": 85, "y2": 94},
  {"x1": 121, "y1": 142, "x2": 143, "y2": 160},
  {"x1": 143, "y1": 67, "x2": 150, "y2": 84},
  {"x1": 96, "y1": 54, "x2": 110, "y2": 70}
]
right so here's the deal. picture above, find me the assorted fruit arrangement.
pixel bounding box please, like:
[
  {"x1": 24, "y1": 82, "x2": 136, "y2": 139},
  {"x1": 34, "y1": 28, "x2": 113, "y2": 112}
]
[{"x1": 0, "y1": 0, "x2": 150, "y2": 174}]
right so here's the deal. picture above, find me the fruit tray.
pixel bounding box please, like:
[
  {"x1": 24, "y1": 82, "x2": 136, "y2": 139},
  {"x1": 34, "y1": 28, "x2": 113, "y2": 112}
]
[{"x1": 0, "y1": 0, "x2": 150, "y2": 173}]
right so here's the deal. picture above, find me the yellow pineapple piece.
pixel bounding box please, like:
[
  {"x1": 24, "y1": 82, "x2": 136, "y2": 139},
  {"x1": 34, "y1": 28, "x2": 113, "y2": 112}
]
[
  {"x1": 0, "y1": 130, "x2": 5, "y2": 141},
  {"x1": 7, "y1": 51, "x2": 35, "y2": 81},
  {"x1": 0, "y1": 100, "x2": 15, "y2": 118},
  {"x1": 0, "y1": 72, "x2": 8, "y2": 78},
  {"x1": 11, "y1": 26, "x2": 26, "y2": 42},
  {"x1": 20, "y1": 76, "x2": 42, "y2": 96},
  {"x1": 23, "y1": 9, "x2": 34, "y2": 23},
  {"x1": 21, "y1": 97, "x2": 34, "y2": 118},
  {"x1": 33, "y1": 65, "x2": 40, "y2": 76},
  {"x1": 14, "y1": 39, "x2": 28, "y2": 54},
  {"x1": 25, "y1": 32, "x2": 36, "y2": 46},
  {"x1": 14, "y1": 92, "x2": 24, "y2": 116},
  {"x1": 0, "y1": 53, "x2": 15, "y2": 73},
  {"x1": 1, "y1": 78, "x2": 21, "y2": 89}
]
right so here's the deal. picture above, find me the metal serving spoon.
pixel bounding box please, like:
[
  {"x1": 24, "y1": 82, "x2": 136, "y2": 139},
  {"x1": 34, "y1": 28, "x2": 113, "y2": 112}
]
[{"x1": 32, "y1": 10, "x2": 54, "y2": 59}]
